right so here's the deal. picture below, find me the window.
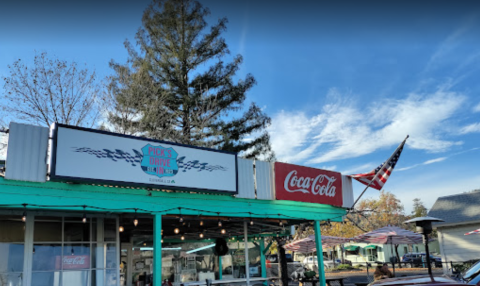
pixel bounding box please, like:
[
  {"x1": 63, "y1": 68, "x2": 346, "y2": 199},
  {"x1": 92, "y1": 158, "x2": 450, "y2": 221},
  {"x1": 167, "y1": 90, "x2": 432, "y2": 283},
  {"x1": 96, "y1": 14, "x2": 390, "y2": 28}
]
[
  {"x1": 0, "y1": 215, "x2": 25, "y2": 286},
  {"x1": 31, "y1": 216, "x2": 118, "y2": 286}
]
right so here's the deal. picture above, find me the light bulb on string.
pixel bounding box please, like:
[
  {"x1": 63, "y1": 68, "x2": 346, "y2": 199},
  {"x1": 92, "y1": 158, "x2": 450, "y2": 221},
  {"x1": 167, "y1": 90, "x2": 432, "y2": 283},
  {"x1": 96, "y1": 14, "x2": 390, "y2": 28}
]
[
  {"x1": 279, "y1": 220, "x2": 283, "y2": 226},
  {"x1": 217, "y1": 213, "x2": 222, "y2": 227},
  {"x1": 82, "y1": 206, "x2": 87, "y2": 223},
  {"x1": 161, "y1": 239, "x2": 164, "y2": 243},
  {"x1": 181, "y1": 234, "x2": 185, "y2": 241},
  {"x1": 119, "y1": 226, "x2": 124, "y2": 232},
  {"x1": 178, "y1": 208, "x2": 183, "y2": 223},
  {"x1": 22, "y1": 204, "x2": 27, "y2": 222},
  {"x1": 200, "y1": 220, "x2": 204, "y2": 226},
  {"x1": 174, "y1": 228, "x2": 180, "y2": 234},
  {"x1": 199, "y1": 232, "x2": 204, "y2": 238},
  {"x1": 221, "y1": 229, "x2": 226, "y2": 235},
  {"x1": 71, "y1": 248, "x2": 75, "y2": 256},
  {"x1": 133, "y1": 209, "x2": 138, "y2": 227}
]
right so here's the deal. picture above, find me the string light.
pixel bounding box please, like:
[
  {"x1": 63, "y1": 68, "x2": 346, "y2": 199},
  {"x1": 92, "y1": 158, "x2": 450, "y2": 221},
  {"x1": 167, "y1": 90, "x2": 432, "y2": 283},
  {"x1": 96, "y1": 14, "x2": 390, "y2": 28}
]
[
  {"x1": 217, "y1": 213, "x2": 222, "y2": 227},
  {"x1": 119, "y1": 226, "x2": 124, "y2": 232},
  {"x1": 22, "y1": 204, "x2": 27, "y2": 222},
  {"x1": 249, "y1": 213, "x2": 254, "y2": 225},
  {"x1": 161, "y1": 239, "x2": 164, "y2": 243},
  {"x1": 199, "y1": 233, "x2": 204, "y2": 238},
  {"x1": 179, "y1": 208, "x2": 183, "y2": 223},
  {"x1": 174, "y1": 228, "x2": 180, "y2": 234},
  {"x1": 71, "y1": 248, "x2": 75, "y2": 256},
  {"x1": 200, "y1": 220, "x2": 204, "y2": 226},
  {"x1": 279, "y1": 220, "x2": 283, "y2": 226},
  {"x1": 181, "y1": 234, "x2": 185, "y2": 241},
  {"x1": 82, "y1": 206, "x2": 87, "y2": 223},
  {"x1": 221, "y1": 229, "x2": 226, "y2": 234},
  {"x1": 133, "y1": 209, "x2": 139, "y2": 227}
]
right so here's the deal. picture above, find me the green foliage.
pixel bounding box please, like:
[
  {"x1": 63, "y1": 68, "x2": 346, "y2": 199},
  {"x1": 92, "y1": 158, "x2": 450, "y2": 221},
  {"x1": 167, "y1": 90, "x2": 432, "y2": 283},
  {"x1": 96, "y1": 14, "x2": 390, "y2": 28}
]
[
  {"x1": 411, "y1": 198, "x2": 428, "y2": 218},
  {"x1": 353, "y1": 264, "x2": 363, "y2": 269},
  {"x1": 105, "y1": 0, "x2": 275, "y2": 160},
  {"x1": 335, "y1": 264, "x2": 353, "y2": 270}
]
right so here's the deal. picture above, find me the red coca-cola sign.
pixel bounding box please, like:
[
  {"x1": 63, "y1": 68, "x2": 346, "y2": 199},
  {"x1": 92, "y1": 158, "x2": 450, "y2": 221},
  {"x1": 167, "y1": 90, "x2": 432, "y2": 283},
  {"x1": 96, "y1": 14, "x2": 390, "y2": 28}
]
[
  {"x1": 55, "y1": 255, "x2": 90, "y2": 270},
  {"x1": 275, "y1": 162, "x2": 343, "y2": 206}
]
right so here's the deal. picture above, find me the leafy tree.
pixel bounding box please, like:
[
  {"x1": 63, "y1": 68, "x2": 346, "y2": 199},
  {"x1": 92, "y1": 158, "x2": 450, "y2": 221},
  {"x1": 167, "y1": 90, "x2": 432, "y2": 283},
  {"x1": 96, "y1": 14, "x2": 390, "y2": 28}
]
[
  {"x1": 2, "y1": 52, "x2": 99, "y2": 127},
  {"x1": 106, "y1": 0, "x2": 275, "y2": 160},
  {"x1": 411, "y1": 198, "x2": 428, "y2": 218}
]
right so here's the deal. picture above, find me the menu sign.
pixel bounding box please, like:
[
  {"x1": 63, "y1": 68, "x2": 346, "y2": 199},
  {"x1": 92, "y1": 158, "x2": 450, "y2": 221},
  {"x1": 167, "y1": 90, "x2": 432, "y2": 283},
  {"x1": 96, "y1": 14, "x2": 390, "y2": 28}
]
[{"x1": 274, "y1": 162, "x2": 343, "y2": 207}]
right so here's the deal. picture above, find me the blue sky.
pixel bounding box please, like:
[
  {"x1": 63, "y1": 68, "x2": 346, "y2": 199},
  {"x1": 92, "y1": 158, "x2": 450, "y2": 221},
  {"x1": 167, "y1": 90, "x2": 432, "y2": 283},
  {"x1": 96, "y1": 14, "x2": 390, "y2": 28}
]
[{"x1": 1, "y1": 0, "x2": 480, "y2": 213}]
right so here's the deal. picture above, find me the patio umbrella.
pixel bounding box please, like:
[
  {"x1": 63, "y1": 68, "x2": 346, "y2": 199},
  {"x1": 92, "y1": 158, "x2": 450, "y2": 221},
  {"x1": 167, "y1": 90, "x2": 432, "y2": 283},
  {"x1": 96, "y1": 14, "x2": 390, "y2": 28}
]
[
  {"x1": 354, "y1": 225, "x2": 424, "y2": 275},
  {"x1": 465, "y1": 229, "x2": 480, "y2": 235},
  {"x1": 283, "y1": 235, "x2": 351, "y2": 253},
  {"x1": 354, "y1": 225, "x2": 423, "y2": 244}
]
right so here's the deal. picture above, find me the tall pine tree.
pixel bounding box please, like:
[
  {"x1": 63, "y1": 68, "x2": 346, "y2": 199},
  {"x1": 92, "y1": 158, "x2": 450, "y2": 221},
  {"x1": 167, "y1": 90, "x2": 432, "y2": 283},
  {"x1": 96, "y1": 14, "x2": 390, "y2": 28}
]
[{"x1": 106, "y1": 0, "x2": 275, "y2": 160}]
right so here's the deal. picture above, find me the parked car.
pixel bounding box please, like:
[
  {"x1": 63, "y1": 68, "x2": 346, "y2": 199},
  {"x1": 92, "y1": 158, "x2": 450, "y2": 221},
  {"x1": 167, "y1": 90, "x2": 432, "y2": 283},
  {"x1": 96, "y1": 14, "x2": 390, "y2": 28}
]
[
  {"x1": 401, "y1": 253, "x2": 441, "y2": 268},
  {"x1": 303, "y1": 256, "x2": 335, "y2": 270},
  {"x1": 335, "y1": 258, "x2": 353, "y2": 266},
  {"x1": 456, "y1": 259, "x2": 480, "y2": 285},
  {"x1": 368, "y1": 275, "x2": 466, "y2": 286}
]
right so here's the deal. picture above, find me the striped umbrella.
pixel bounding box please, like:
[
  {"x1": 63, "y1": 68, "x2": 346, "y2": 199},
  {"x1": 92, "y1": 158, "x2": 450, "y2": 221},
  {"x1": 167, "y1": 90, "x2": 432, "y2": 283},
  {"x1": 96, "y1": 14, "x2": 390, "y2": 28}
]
[
  {"x1": 283, "y1": 235, "x2": 351, "y2": 253},
  {"x1": 354, "y1": 225, "x2": 423, "y2": 244},
  {"x1": 465, "y1": 229, "x2": 480, "y2": 235}
]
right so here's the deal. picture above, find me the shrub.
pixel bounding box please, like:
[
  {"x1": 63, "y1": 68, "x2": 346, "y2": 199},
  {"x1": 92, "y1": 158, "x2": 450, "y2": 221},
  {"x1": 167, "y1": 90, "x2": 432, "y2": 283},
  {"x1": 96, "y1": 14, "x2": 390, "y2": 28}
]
[{"x1": 336, "y1": 264, "x2": 354, "y2": 270}]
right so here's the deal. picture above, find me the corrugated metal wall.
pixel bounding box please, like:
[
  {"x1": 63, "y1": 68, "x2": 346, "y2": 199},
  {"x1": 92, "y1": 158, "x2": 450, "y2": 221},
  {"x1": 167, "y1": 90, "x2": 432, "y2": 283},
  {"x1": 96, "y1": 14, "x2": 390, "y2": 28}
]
[
  {"x1": 236, "y1": 158, "x2": 256, "y2": 199},
  {"x1": 255, "y1": 160, "x2": 275, "y2": 200},
  {"x1": 341, "y1": 175, "x2": 354, "y2": 208},
  {"x1": 5, "y1": 122, "x2": 49, "y2": 182}
]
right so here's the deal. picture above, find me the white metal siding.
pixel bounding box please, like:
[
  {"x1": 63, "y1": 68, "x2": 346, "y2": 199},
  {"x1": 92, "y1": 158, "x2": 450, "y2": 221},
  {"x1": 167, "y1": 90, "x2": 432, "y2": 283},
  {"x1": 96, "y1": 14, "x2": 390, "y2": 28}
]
[
  {"x1": 342, "y1": 175, "x2": 354, "y2": 208},
  {"x1": 236, "y1": 158, "x2": 255, "y2": 199},
  {"x1": 255, "y1": 160, "x2": 275, "y2": 200},
  {"x1": 438, "y1": 224, "x2": 480, "y2": 266},
  {"x1": 5, "y1": 122, "x2": 49, "y2": 182}
]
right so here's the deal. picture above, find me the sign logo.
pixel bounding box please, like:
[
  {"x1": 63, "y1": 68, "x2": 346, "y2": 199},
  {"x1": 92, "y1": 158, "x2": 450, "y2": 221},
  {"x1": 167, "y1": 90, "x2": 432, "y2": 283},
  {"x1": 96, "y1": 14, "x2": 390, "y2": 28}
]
[
  {"x1": 275, "y1": 162, "x2": 343, "y2": 206},
  {"x1": 141, "y1": 144, "x2": 179, "y2": 178}
]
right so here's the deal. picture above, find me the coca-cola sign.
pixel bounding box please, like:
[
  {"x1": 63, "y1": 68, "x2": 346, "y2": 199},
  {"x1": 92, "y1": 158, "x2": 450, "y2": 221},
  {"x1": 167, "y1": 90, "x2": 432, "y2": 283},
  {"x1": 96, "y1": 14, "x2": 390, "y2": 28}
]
[
  {"x1": 55, "y1": 255, "x2": 90, "y2": 270},
  {"x1": 275, "y1": 162, "x2": 343, "y2": 206}
]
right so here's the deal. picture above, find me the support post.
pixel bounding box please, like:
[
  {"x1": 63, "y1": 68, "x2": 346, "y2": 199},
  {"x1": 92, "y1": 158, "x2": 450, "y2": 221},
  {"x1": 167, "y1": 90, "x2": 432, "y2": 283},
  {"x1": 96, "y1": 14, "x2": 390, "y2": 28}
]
[
  {"x1": 219, "y1": 256, "x2": 223, "y2": 280},
  {"x1": 244, "y1": 221, "x2": 250, "y2": 286},
  {"x1": 314, "y1": 221, "x2": 326, "y2": 286},
  {"x1": 154, "y1": 214, "x2": 162, "y2": 286},
  {"x1": 260, "y1": 237, "x2": 267, "y2": 279}
]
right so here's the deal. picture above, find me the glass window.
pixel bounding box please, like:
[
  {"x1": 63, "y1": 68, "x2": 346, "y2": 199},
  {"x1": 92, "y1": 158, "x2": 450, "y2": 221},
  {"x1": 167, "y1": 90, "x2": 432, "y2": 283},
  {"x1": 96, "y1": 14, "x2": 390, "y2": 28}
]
[
  {"x1": 32, "y1": 244, "x2": 62, "y2": 271},
  {"x1": 104, "y1": 219, "x2": 116, "y2": 242},
  {"x1": 0, "y1": 216, "x2": 24, "y2": 242},
  {"x1": 0, "y1": 272, "x2": 23, "y2": 286},
  {"x1": 62, "y1": 270, "x2": 90, "y2": 286},
  {"x1": 64, "y1": 219, "x2": 90, "y2": 242},
  {"x1": 62, "y1": 244, "x2": 91, "y2": 270},
  {"x1": 34, "y1": 217, "x2": 62, "y2": 242},
  {"x1": 0, "y1": 243, "x2": 24, "y2": 272},
  {"x1": 31, "y1": 271, "x2": 61, "y2": 286}
]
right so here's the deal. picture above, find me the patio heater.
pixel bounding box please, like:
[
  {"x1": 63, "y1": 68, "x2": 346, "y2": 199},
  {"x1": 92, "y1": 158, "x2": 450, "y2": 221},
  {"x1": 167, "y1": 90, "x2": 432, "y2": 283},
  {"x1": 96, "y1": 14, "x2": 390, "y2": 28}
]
[{"x1": 404, "y1": 216, "x2": 444, "y2": 279}]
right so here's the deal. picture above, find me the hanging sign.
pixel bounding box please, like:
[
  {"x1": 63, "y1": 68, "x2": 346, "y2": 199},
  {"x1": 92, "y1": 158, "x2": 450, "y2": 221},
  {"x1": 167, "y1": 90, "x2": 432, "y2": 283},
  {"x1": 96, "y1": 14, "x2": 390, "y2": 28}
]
[
  {"x1": 50, "y1": 124, "x2": 237, "y2": 194},
  {"x1": 274, "y1": 162, "x2": 342, "y2": 206}
]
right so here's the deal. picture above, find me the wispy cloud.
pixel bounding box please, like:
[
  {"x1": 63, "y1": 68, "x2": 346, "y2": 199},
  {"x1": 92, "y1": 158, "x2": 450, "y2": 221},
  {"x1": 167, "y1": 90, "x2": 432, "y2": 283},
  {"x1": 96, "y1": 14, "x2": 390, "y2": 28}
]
[
  {"x1": 424, "y1": 14, "x2": 478, "y2": 73},
  {"x1": 396, "y1": 157, "x2": 446, "y2": 172},
  {"x1": 473, "y1": 103, "x2": 480, "y2": 113},
  {"x1": 459, "y1": 123, "x2": 480, "y2": 134},
  {"x1": 269, "y1": 89, "x2": 465, "y2": 164},
  {"x1": 341, "y1": 163, "x2": 376, "y2": 175}
]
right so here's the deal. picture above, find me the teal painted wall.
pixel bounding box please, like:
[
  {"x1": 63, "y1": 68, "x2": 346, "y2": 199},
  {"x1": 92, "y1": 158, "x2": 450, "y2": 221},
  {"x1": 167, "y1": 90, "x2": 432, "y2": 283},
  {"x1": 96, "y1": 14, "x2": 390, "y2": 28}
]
[{"x1": 0, "y1": 178, "x2": 346, "y2": 221}]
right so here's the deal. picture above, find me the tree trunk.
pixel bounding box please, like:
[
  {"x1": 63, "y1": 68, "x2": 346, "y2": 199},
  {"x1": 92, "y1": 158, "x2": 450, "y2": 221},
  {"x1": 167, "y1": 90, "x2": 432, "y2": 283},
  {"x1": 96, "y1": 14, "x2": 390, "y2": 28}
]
[
  {"x1": 394, "y1": 245, "x2": 401, "y2": 268},
  {"x1": 275, "y1": 238, "x2": 289, "y2": 286}
]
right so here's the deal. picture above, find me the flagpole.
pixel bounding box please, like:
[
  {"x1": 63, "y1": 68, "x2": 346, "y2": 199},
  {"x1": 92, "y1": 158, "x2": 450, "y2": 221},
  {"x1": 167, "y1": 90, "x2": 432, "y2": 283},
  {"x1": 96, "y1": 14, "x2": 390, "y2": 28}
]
[{"x1": 349, "y1": 135, "x2": 409, "y2": 210}]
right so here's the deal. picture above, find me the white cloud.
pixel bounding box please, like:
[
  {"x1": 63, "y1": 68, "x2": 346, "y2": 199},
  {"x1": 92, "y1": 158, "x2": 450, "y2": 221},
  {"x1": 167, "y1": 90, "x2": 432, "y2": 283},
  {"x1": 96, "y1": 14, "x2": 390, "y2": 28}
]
[
  {"x1": 423, "y1": 157, "x2": 447, "y2": 165},
  {"x1": 269, "y1": 90, "x2": 466, "y2": 164},
  {"x1": 341, "y1": 163, "x2": 376, "y2": 175},
  {"x1": 474, "y1": 103, "x2": 480, "y2": 113},
  {"x1": 459, "y1": 123, "x2": 480, "y2": 134}
]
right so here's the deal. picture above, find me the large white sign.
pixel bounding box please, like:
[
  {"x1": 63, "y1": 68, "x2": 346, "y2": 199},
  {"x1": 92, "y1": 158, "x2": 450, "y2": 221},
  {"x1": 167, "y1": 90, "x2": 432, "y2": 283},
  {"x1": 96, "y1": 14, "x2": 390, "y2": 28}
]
[{"x1": 50, "y1": 124, "x2": 237, "y2": 194}]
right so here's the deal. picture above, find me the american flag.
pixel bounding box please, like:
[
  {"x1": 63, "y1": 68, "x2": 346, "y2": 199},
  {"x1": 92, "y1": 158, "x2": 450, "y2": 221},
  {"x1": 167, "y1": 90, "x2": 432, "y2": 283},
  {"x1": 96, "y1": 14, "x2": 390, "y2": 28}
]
[
  {"x1": 465, "y1": 229, "x2": 480, "y2": 235},
  {"x1": 349, "y1": 137, "x2": 407, "y2": 190}
]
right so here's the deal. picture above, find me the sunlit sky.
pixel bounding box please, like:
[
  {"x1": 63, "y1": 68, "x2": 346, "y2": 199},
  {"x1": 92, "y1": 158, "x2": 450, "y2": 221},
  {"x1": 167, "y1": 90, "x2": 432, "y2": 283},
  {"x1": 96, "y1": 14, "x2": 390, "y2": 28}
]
[{"x1": 1, "y1": 0, "x2": 480, "y2": 213}]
